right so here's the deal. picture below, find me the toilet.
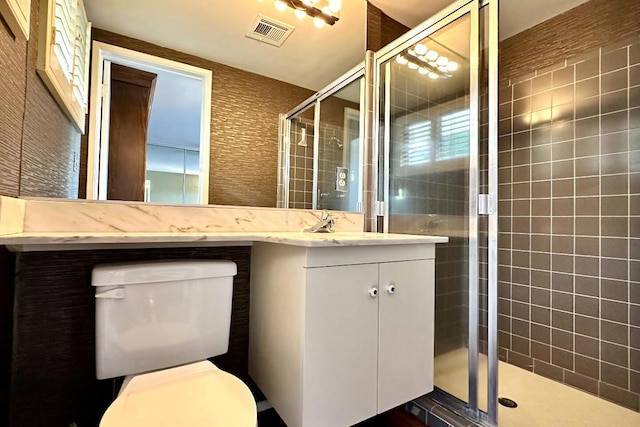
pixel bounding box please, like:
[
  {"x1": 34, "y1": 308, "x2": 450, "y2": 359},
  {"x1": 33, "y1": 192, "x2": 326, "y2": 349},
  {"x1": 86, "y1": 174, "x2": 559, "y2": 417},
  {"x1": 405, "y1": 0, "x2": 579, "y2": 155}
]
[{"x1": 92, "y1": 260, "x2": 257, "y2": 427}]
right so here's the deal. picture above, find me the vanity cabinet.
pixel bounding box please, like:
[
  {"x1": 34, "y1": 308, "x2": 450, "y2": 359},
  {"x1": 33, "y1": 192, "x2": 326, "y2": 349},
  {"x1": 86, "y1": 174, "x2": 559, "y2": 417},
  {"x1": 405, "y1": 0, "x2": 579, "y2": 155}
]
[{"x1": 249, "y1": 243, "x2": 436, "y2": 427}]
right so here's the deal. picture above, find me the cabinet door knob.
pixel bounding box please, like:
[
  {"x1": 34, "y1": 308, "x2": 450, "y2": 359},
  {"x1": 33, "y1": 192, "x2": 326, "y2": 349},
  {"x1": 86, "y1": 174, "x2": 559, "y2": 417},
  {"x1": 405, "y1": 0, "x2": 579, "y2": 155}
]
[
  {"x1": 368, "y1": 287, "x2": 378, "y2": 298},
  {"x1": 386, "y1": 284, "x2": 396, "y2": 295}
]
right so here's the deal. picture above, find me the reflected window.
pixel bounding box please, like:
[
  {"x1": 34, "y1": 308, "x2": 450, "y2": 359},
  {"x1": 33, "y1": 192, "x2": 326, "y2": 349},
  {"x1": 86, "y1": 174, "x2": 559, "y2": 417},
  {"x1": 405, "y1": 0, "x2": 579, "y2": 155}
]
[
  {"x1": 437, "y1": 109, "x2": 470, "y2": 160},
  {"x1": 401, "y1": 120, "x2": 432, "y2": 166},
  {"x1": 400, "y1": 108, "x2": 470, "y2": 166},
  {"x1": 146, "y1": 144, "x2": 200, "y2": 204}
]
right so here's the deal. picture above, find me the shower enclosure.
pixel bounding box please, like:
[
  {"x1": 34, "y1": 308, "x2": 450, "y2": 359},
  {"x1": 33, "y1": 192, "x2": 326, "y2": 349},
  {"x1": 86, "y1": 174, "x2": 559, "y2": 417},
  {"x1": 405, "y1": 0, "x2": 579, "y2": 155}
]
[
  {"x1": 372, "y1": 0, "x2": 499, "y2": 424},
  {"x1": 280, "y1": 0, "x2": 640, "y2": 424}
]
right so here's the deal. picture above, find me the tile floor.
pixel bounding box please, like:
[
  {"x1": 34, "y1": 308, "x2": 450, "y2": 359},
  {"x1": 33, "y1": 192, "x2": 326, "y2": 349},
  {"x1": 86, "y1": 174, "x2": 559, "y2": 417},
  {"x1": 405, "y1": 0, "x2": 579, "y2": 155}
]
[{"x1": 434, "y1": 348, "x2": 640, "y2": 426}]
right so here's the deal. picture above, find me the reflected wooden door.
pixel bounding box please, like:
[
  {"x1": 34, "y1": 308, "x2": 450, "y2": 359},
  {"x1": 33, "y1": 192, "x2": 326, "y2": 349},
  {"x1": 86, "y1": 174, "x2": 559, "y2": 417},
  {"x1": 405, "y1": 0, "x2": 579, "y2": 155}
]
[{"x1": 107, "y1": 64, "x2": 157, "y2": 201}]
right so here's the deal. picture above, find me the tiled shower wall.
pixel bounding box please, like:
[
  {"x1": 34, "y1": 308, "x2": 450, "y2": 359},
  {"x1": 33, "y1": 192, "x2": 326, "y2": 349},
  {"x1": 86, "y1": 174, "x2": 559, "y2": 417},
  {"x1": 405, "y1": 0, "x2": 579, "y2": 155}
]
[
  {"x1": 498, "y1": 36, "x2": 640, "y2": 411},
  {"x1": 288, "y1": 119, "x2": 315, "y2": 209},
  {"x1": 284, "y1": 118, "x2": 354, "y2": 210}
]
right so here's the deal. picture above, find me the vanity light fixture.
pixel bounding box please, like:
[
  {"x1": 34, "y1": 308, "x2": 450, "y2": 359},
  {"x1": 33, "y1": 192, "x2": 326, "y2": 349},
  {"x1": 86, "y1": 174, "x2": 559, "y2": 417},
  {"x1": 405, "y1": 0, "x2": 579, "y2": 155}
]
[
  {"x1": 265, "y1": 0, "x2": 341, "y2": 26},
  {"x1": 394, "y1": 43, "x2": 461, "y2": 80}
]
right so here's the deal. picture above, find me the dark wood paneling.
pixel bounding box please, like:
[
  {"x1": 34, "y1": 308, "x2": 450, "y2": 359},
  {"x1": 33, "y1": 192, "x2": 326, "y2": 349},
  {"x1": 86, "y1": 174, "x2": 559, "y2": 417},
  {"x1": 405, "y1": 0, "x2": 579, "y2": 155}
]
[
  {"x1": 10, "y1": 247, "x2": 251, "y2": 427},
  {"x1": 500, "y1": 0, "x2": 640, "y2": 80},
  {"x1": 0, "y1": 18, "x2": 26, "y2": 198},
  {"x1": 107, "y1": 65, "x2": 157, "y2": 201},
  {"x1": 19, "y1": 0, "x2": 81, "y2": 198},
  {"x1": 88, "y1": 28, "x2": 315, "y2": 207},
  {"x1": 0, "y1": 248, "x2": 15, "y2": 427}
]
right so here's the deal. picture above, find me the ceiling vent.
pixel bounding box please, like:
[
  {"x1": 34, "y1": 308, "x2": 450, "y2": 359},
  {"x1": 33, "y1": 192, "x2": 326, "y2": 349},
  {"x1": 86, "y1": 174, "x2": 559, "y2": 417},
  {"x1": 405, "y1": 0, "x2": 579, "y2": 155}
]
[{"x1": 246, "y1": 14, "x2": 295, "y2": 47}]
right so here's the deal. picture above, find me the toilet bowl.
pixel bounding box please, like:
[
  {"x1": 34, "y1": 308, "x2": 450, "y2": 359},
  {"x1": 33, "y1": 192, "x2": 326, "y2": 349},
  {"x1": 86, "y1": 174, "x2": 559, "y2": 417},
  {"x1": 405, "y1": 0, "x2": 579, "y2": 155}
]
[
  {"x1": 100, "y1": 361, "x2": 257, "y2": 427},
  {"x1": 92, "y1": 260, "x2": 256, "y2": 426}
]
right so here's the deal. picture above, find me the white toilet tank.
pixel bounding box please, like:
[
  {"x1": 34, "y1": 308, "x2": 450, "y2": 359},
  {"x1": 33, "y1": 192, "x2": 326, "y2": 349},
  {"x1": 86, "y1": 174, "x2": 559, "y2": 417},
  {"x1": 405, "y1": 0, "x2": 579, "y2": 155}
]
[{"x1": 92, "y1": 260, "x2": 237, "y2": 380}]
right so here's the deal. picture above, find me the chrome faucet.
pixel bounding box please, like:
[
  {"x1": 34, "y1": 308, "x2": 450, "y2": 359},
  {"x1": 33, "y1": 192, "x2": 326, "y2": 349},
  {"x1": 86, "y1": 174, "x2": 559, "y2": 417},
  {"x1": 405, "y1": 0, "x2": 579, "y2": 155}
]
[{"x1": 305, "y1": 210, "x2": 336, "y2": 233}]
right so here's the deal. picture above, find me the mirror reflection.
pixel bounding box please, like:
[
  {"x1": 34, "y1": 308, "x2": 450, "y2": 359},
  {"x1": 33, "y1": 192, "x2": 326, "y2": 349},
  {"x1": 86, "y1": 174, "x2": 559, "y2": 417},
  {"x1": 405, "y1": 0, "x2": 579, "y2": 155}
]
[{"x1": 81, "y1": 0, "x2": 367, "y2": 207}]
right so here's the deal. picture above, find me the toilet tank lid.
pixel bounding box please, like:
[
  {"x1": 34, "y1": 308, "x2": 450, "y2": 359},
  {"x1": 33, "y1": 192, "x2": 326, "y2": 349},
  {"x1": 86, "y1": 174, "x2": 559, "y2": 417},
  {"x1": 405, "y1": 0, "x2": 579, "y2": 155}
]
[{"x1": 92, "y1": 260, "x2": 237, "y2": 287}]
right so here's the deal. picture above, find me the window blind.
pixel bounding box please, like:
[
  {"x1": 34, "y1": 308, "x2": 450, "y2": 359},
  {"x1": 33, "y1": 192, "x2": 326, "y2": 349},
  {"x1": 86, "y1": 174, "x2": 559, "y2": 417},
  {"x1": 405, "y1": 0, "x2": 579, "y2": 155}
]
[
  {"x1": 53, "y1": 0, "x2": 77, "y2": 82},
  {"x1": 437, "y1": 109, "x2": 470, "y2": 160},
  {"x1": 400, "y1": 120, "x2": 432, "y2": 166},
  {"x1": 72, "y1": 1, "x2": 90, "y2": 107},
  {"x1": 38, "y1": 0, "x2": 91, "y2": 131}
]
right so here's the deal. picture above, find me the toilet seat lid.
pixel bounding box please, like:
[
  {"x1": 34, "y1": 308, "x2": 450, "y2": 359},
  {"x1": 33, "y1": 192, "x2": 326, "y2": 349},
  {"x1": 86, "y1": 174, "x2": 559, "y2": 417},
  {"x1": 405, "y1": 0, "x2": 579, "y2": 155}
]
[{"x1": 100, "y1": 361, "x2": 257, "y2": 427}]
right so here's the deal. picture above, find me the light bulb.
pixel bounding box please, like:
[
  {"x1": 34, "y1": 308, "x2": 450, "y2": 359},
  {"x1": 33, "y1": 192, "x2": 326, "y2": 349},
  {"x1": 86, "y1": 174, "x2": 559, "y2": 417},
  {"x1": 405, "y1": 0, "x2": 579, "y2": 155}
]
[
  {"x1": 428, "y1": 72, "x2": 439, "y2": 79},
  {"x1": 313, "y1": 16, "x2": 325, "y2": 28},
  {"x1": 438, "y1": 66, "x2": 448, "y2": 73},
  {"x1": 417, "y1": 55, "x2": 426, "y2": 61},
  {"x1": 329, "y1": 0, "x2": 342, "y2": 13},
  {"x1": 414, "y1": 44, "x2": 428, "y2": 55},
  {"x1": 447, "y1": 61, "x2": 459, "y2": 71},
  {"x1": 436, "y1": 56, "x2": 449, "y2": 66},
  {"x1": 425, "y1": 50, "x2": 438, "y2": 61},
  {"x1": 295, "y1": 8, "x2": 306, "y2": 19},
  {"x1": 275, "y1": 0, "x2": 287, "y2": 11},
  {"x1": 396, "y1": 55, "x2": 408, "y2": 65},
  {"x1": 408, "y1": 62, "x2": 418, "y2": 70},
  {"x1": 418, "y1": 67, "x2": 428, "y2": 75},
  {"x1": 322, "y1": 6, "x2": 331, "y2": 15},
  {"x1": 428, "y1": 61, "x2": 437, "y2": 67},
  {"x1": 407, "y1": 49, "x2": 416, "y2": 57},
  {"x1": 302, "y1": 0, "x2": 314, "y2": 5}
]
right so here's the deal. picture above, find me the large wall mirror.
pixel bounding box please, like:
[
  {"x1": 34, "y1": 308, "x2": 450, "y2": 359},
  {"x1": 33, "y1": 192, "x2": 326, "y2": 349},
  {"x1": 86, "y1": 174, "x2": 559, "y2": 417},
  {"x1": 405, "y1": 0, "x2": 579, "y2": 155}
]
[{"x1": 80, "y1": 0, "x2": 367, "y2": 206}]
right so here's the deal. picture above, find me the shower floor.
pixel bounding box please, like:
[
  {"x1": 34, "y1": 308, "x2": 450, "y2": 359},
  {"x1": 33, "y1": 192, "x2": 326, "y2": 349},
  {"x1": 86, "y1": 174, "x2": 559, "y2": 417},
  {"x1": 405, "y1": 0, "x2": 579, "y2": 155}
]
[{"x1": 434, "y1": 348, "x2": 640, "y2": 426}]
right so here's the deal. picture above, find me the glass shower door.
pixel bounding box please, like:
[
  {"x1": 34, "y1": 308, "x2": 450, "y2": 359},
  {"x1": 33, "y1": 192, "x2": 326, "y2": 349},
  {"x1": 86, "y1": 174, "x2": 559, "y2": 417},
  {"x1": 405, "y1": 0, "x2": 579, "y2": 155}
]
[{"x1": 375, "y1": 0, "x2": 498, "y2": 424}]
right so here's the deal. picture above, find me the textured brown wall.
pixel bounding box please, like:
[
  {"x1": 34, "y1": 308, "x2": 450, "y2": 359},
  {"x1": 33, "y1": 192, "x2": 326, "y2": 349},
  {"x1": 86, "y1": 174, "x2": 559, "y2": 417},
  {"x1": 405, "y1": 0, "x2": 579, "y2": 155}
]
[
  {"x1": 89, "y1": 29, "x2": 314, "y2": 207},
  {"x1": 366, "y1": 1, "x2": 410, "y2": 52},
  {"x1": 500, "y1": 0, "x2": 640, "y2": 80},
  {"x1": 0, "y1": 0, "x2": 82, "y2": 200},
  {"x1": 0, "y1": 19, "x2": 26, "y2": 198},
  {"x1": 20, "y1": 0, "x2": 81, "y2": 198},
  {"x1": 9, "y1": 247, "x2": 251, "y2": 427}
]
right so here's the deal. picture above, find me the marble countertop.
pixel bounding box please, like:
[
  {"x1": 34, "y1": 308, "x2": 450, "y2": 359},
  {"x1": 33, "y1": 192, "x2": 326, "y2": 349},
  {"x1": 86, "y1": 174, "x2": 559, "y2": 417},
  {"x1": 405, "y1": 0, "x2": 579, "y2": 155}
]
[
  {"x1": 0, "y1": 231, "x2": 448, "y2": 251},
  {"x1": 0, "y1": 197, "x2": 448, "y2": 251}
]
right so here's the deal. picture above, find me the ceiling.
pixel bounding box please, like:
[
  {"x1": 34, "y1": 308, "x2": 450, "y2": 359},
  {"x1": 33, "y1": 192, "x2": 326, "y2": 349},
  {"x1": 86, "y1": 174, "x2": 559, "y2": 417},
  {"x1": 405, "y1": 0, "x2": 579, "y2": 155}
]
[
  {"x1": 84, "y1": 0, "x2": 367, "y2": 92},
  {"x1": 144, "y1": 70, "x2": 204, "y2": 151},
  {"x1": 368, "y1": 0, "x2": 590, "y2": 40},
  {"x1": 85, "y1": 0, "x2": 592, "y2": 94}
]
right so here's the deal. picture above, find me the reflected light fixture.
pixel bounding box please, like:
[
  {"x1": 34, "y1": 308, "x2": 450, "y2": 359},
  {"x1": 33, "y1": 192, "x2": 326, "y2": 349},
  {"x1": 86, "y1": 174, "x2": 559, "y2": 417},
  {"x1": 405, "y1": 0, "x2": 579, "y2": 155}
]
[
  {"x1": 265, "y1": 0, "x2": 341, "y2": 26},
  {"x1": 394, "y1": 43, "x2": 463, "y2": 80},
  {"x1": 414, "y1": 44, "x2": 428, "y2": 55},
  {"x1": 436, "y1": 56, "x2": 449, "y2": 66}
]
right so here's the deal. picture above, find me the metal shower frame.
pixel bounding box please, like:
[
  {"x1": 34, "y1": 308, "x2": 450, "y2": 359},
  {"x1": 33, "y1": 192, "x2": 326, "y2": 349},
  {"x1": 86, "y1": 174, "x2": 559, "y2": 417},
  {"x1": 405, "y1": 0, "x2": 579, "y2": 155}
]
[{"x1": 371, "y1": 0, "x2": 499, "y2": 424}]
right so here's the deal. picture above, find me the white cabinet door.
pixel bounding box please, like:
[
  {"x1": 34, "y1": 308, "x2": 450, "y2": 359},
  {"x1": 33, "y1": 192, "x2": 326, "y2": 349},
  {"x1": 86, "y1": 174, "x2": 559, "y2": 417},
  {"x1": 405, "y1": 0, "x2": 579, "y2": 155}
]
[
  {"x1": 377, "y1": 260, "x2": 435, "y2": 413},
  {"x1": 304, "y1": 264, "x2": 379, "y2": 427}
]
